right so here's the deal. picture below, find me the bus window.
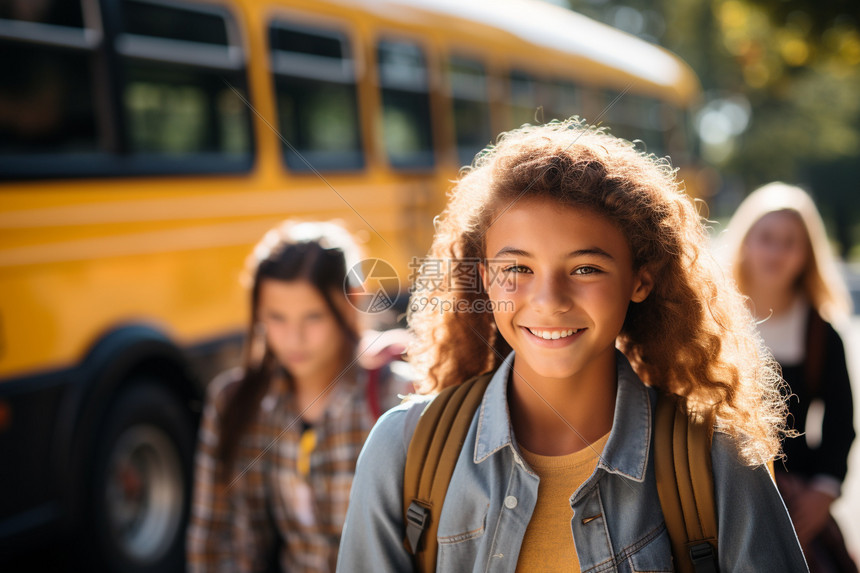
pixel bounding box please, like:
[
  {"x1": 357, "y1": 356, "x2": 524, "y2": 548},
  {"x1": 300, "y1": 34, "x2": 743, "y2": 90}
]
[
  {"x1": 549, "y1": 79, "x2": 581, "y2": 123},
  {"x1": 0, "y1": 0, "x2": 102, "y2": 162},
  {"x1": 600, "y1": 90, "x2": 666, "y2": 157},
  {"x1": 633, "y1": 95, "x2": 666, "y2": 156},
  {"x1": 448, "y1": 56, "x2": 491, "y2": 168},
  {"x1": 377, "y1": 39, "x2": 434, "y2": 170},
  {"x1": 269, "y1": 20, "x2": 363, "y2": 172},
  {"x1": 602, "y1": 89, "x2": 633, "y2": 140},
  {"x1": 509, "y1": 69, "x2": 537, "y2": 128},
  {"x1": 116, "y1": 0, "x2": 252, "y2": 165},
  {"x1": 635, "y1": 96, "x2": 666, "y2": 157},
  {"x1": 665, "y1": 104, "x2": 693, "y2": 163}
]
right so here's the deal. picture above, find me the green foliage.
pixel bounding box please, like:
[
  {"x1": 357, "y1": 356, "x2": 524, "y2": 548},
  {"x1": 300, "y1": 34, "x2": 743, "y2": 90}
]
[{"x1": 564, "y1": 0, "x2": 860, "y2": 255}]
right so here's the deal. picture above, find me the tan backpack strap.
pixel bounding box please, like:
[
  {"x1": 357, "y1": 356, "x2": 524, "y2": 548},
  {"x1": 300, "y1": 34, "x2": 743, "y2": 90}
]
[
  {"x1": 655, "y1": 392, "x2": 718, "y2": 573},
  {"x1": 402, "y1": 372, "x2": 493, "y2": 572}
]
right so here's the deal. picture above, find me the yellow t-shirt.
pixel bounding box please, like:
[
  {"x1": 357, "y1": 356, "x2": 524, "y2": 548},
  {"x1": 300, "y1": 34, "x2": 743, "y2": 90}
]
[{"x1": 515, "y1": 433, "x2": 610, "y2": 573}]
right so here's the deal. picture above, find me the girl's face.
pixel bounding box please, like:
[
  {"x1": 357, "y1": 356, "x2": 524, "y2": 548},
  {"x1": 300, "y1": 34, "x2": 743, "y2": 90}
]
[
  {"x1": 742, "y1": 210, "x2": 809, "y2": 294},
  {"x1": 257, "y1": 279, "x2": 352, "y2": 381},
  {"x1": 481, "y1": 198, "x2": 652, "y2": 382}
]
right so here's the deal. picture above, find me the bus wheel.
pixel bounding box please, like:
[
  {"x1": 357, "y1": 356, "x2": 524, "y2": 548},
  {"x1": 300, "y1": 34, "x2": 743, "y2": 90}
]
[{"x1": 89, "y1": 380, "x2": 193, "y2": 573}]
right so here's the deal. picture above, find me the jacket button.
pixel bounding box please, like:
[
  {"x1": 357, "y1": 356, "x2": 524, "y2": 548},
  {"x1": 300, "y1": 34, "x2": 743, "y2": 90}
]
[{"x1": 504, "y1": 495, "x2": 518, "y2": 509}]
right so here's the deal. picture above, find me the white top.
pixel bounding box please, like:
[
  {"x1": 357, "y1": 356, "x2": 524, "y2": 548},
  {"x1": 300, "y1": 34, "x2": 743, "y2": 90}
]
[{"x1": 756, "y1": 296, "x2": 809, "y2": 367}]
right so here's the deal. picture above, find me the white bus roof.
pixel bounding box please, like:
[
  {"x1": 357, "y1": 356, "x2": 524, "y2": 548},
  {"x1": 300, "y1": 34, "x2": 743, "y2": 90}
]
[{"x1": 346, "y1": 0, "x2": 699, "y2": 101}]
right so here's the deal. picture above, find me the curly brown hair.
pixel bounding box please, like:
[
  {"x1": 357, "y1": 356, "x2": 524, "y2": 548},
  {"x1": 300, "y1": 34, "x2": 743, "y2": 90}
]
[{"x1": 406, "y1": 118, "x2": 789, "y2": 466}]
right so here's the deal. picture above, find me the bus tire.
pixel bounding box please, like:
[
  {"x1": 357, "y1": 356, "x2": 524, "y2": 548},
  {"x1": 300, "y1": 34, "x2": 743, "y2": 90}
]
[{"x1": 87, "y1": 378, "x2": 194, "y2": 573}]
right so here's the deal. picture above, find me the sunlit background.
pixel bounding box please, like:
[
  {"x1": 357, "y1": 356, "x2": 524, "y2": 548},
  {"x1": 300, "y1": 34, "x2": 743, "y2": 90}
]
[
  {"x1": 555, "y1": 0, "x2": 860, "y2": 258},
  {"x1": 1, "y1": 0, "x2": 858, "y2": 570}
]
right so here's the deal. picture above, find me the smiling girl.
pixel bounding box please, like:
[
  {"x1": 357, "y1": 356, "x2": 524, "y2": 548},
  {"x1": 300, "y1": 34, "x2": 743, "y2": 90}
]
[
  {"x1": 187, "y1": 221, "x2": 409, "y2": 573},
  {"x1": 725, "y1": 183, "x2": 856, "y2": 572},
  {"x1": 337, "y1": 119, "x2": 808, "y2": 572}
]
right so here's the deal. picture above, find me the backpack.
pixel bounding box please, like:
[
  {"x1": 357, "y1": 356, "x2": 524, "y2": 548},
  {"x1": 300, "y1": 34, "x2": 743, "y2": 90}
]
[{"x1": 402, "y1": 372, "x2": 719, "y2": 573}]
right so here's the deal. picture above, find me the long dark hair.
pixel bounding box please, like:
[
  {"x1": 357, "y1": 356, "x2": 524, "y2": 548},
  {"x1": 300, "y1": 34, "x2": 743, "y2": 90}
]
[{"x1": 217, "y1": 221, "x2": 361, "y2": 472}]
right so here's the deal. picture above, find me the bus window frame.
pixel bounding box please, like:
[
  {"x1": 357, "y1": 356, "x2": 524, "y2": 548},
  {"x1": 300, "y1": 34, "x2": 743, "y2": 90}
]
[
  {"x1": 267, "y1": 14, "x2": 366, "y2": 174},
  {"x1": 114, "y1": 0, "x2": 254, "y2": 170},
  {"x1": 0, "y1": 0, "x2": 111, "y2": 179},
  {"x1": 599, "y1": 88, "x2": 668, "y2": 157},
  {"x1": 0, "y1": 0, "x2": 255, "y2": 181},
  {"x1": 506, "y1": 67, "x2": 542, "y2": 129},
  {"x1": 446, "y1": 52, "x2": 493, "y2": 168},
  {"x1": 374, "y1": 33, "x2": 437, "y2": 173},
  {"x1": 547, "y1": 77, "x2": 582, "y2": 124}
]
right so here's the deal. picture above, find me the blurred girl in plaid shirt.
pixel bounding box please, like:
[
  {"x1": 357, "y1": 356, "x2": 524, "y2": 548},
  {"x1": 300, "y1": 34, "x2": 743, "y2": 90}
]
[{"x1": 187, "y1": 221, "x2": 411, "y2": 572}]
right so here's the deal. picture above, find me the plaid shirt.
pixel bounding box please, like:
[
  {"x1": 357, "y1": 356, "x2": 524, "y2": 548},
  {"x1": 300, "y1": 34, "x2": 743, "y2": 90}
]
[{"x1": 187, "y1": 364, "x2": 403, "y2": 573}]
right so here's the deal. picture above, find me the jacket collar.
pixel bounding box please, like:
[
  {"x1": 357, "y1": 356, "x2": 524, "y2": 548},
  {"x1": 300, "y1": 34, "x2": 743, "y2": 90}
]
[{"x1": 473, "y1": 349, "x2": 652, "y2": 482}]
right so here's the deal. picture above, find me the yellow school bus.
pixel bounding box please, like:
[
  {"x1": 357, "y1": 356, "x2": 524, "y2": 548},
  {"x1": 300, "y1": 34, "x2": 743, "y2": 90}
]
[{"x1": 0, "y1": 0, "x2": 701, "y2": 569}]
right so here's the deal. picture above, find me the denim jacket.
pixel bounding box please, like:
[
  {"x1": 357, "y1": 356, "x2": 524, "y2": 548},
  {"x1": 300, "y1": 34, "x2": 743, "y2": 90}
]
[{"x1": 337, "y1": 350, "x2": 808, "y2": 572}]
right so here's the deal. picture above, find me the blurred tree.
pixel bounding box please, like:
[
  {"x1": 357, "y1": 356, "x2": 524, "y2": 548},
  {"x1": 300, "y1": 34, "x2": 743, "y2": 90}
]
[{"x1": 563, "y1": 0, "x2": 860, "y2": 256}]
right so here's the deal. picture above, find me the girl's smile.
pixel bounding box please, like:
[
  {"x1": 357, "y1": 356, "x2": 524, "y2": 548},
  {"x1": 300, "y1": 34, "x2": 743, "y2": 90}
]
[
  {"x1": 521, "y1": 326, "x2": 586, "y2": 346},
  {"x1": 481, "y1": 197, "x2": 652, "y2": 386},
  {"x1": 339, "y1": 121, "x2": 809, "y2": 572}
]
